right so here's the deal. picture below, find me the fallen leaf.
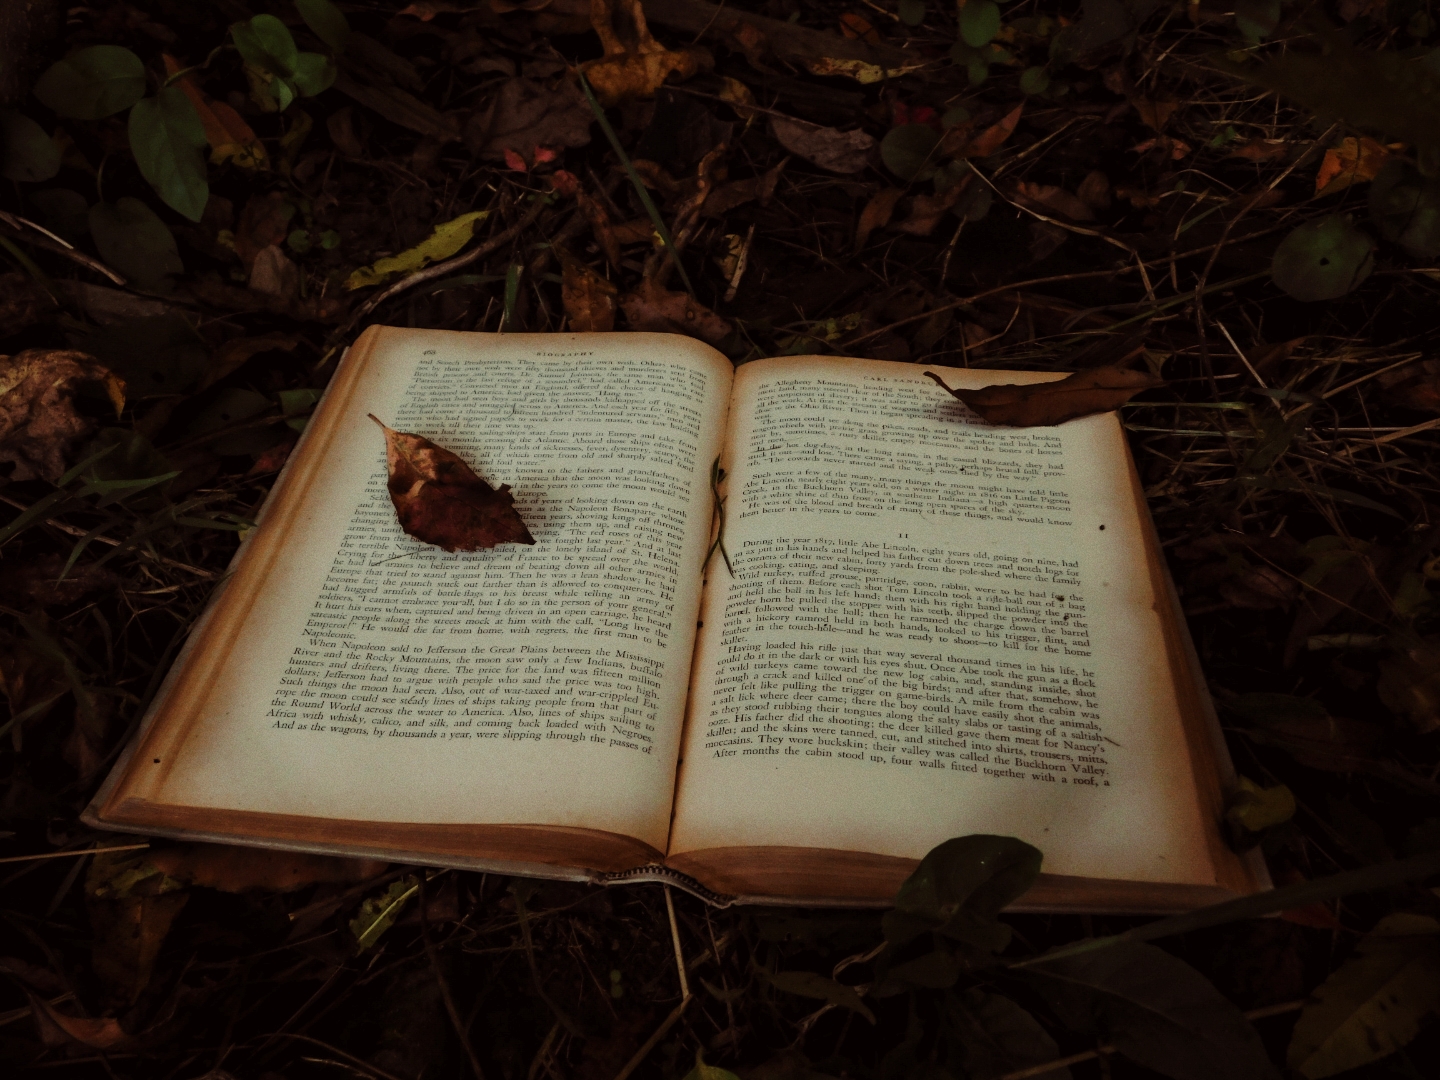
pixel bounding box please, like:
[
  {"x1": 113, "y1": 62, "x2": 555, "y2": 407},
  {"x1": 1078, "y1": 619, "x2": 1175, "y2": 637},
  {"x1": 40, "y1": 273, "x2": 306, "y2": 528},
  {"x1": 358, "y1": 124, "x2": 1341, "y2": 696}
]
[
  {"x1": 370, "y1": 415, "x2": 535, "y2": 552},
  {"x1": 953, "y1": 102, "x2": 1023, "y2": 159},
  {"x1": 559, "y1": 248, "x2": 618, "y2": 331},
  {"x1": 1076, "y1": 169, "x2": 1111, "y2": 210},
  {"x1": 0, "y1": 272, "x2": 57, "y2": 337},
  {"x1": 234, "y1": 191, "x2": 294, "y2": 272},
  {"x1": 352, "y1": 875, "x2": 420, "y2": 950},
  {"x1": 925, "y1": 365, "x2": 1162, "y2": 426},
  {"x1": 1229, "y1": 138, "x2": 1289, "y2": 162},
  {"x1": 717, "y1": 76, "x2": 757, "y2": 120},
  {"x1": 619, "y1": 279, "x2": 732, "y2": 343},
  {"x1": 344, "y1": 210, "x2": 489, "y2": 289},
  {"x1": 1377, "y1": 637, "x2": 1440, "y2": 733},
  {"x1": 0, "y1": 349, "x2": 125, "y2": 482},
  {"x1": 1132, "y1": 135, "x2": 1192, "y2": 160},
  {"x1": 1287, "y1": 915, "x2": 1440, "y2": 1078},
  {"x1": 145, "y1": 843, "x2": 386, "y2": 892},
  {"x1": 805, "y1": 57, "x2": 928, "y2": 83},
  {"x1": 398, "y1": 0, "x2": 466, "y2": 17},
  {"x1": 163, "y1": 55, "x2": 269, "y2": 170},
  {"x1": 1133, "y1": 99, "x2": 1177, "y2": 130},
  {"x1": 1271, "y1": 216, "x2": 1374, "y2": 303},
  {"x1": 894, "y1": 178, "x2": 971, "y2": 236},
  {"x1": 29, "y1": 994, "x2": 132, "y2": 1050},
  {"x1": 1226, "y1": 776, "x2": 1297, "y2": 833},
  {"x1": 703, "y1": 157, "x2": 787, "y2": 217},
  {"x1": 855, "y1": 187, "x2": 904, "y2": 253},
  {"x1": 464, "y1": 77, "x2": 593, "y2": 164},
  {"x1": 202, "y1": 332, "x2": 301, "y2": 390},
  {"x1": 1316, "y1": 136, "x2": 1397, "y2": 196},
  {"x1": 580, "y1": 0, "x2": 709, "y2": 106},
  {"x1": 769, "y1": 116, "x2": 874, "y2": 174},
  {"x1": 248, "y1": 244, "x2": 300, "y2": 300},
  {"x1": 838, "y1": 12, "x2": 882, "y2": 43},
  {"x1": 1013, "y1": 180, "x2": 1095, "y2": 221}
]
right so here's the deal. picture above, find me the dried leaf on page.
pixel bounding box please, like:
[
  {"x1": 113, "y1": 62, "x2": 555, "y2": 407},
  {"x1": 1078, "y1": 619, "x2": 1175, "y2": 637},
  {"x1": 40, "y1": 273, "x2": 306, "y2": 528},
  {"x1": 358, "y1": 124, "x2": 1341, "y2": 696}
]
[
  {"x1": 925, "y1": 366, "x2": 1163, "y2": 427},
  {"x1": 370, "y1": 415, "x2": 535, "y2": 552}
]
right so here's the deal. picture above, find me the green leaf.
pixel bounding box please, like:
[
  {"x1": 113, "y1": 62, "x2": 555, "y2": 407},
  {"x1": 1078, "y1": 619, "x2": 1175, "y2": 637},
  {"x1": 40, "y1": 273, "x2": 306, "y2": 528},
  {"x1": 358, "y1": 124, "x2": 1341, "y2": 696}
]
[
  {"x1": 767, "y1": 971, "x2": 876, "y2": 1023},
  {"x1": 232, "y1": 15, "x2": 300, "y2": 79},
  {"x1": 33, "y1": 45, "x2": 145, "y2": 120},
  {"x1": 898, "y1": 0, "x2": 927, "y2": 27},
  {"x1": 880, "y1": 124, "x2": 941, "y2": 181},
  {"x1": 1271, "y1": 216, "x2": 1374, "y2": 302},
  {"x1": 885, "y1": 835, "x2": 1041, "y2": 946},
  {"x1": 0, "y1": 110, "x2": 60, "y2": 182},
  {"x1": 350, "y1": 875, "x2": 419, "y2": 950},
  {"x1": 185, "y1": 388, "x2": 283, "y2": 455},
  {"x1": 344, "y1": 210, "x2": 489, "y2": 289},
  {"x1": 944, "y1": 988, "x2": 1070, "y2": 1080},
  {"x1": 296, "y1": 0, "x2": 350, "y2": 53},
  {"x1": 87, "y1": 198, "x2": 184, "y2": 292},
  {"x1": 128, "y1": 88, "x2": 209, "y2": 222},
  {"x1": 1023, "y1": 940, "x2": 1279, "y2": 1080},
  {"x1": 1019, "y1": 66, "x2": 1051, "y2": 95},
  {"x1": 1288, "y1": 915, "x2": 1440, "y2": 1078},
  {"x1": 290, "y1": 52, "x2": 337, "y2": 97},
  {"x1": 959, "y1": 0, "x2": 1002, "y2": 47},
  {"x1": 80, "y1": 429, "x2": 174, "y2": 484},
  {"x1": 278, "y1": 388, "x2": 323, "y2": 416},
  {"x1": 1051, "y1": 0, "x2": 1161, "y2": 62},
  {"x1": 1224, "y1": 776, "x2": 1296, "y2": 833},
  {"x1": 681, "y1": 1051, "x2": 741, "y2": 1080},
  {"x1": 1234, "y1": 0, "x2": 1280, "y2": 42},
  {"x1": 1369, "y1": 160, "x2": 1440, "y2": 259}
]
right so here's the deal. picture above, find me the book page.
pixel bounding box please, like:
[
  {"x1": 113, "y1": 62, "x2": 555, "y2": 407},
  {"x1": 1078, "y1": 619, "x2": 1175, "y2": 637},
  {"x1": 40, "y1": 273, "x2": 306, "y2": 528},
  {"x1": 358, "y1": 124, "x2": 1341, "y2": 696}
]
[
  {"x1": 122, "y1": 329, "x2": 731, "y2": 853},
  {"x1": 670, "y1": 356, "x2": 1217, "y2": 886}
]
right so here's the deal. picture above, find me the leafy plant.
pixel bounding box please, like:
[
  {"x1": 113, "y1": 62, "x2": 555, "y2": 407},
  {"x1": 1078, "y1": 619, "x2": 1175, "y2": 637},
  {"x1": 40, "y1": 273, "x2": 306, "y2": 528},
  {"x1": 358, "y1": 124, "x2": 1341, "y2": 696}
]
[{"x1": 1270, "y1": 216, "x2": 1374, "y2": 302}]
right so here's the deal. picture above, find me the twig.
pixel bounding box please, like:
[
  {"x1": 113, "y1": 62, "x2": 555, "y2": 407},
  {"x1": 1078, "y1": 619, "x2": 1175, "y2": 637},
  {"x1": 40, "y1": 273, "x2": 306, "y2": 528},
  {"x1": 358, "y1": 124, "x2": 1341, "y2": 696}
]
[
  {"x1": 0, "y1": 213, "x2": 127, "y2": 285},
  {"x1": 0, "y1": 842, "x2": 149, "y2": 866},
  {"x1": 664, "y1": 885, "x2": 690, "y2": 1000},
  {"x1": 611, "y1": 995, "x2": 694, "y2": 1080},
  {"x1": 1215, "y1": 320, "x2": 1268, "y2": 388},
  {"x1": 337, "y1": 195, "x2": 550, "y2": 338}
]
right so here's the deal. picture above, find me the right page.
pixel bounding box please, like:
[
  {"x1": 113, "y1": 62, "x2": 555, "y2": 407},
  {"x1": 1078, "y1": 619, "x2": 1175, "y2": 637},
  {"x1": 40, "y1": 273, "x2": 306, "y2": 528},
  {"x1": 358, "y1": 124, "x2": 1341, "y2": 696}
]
[{"x1": 670, "y1": 356, "x2": 1223, "y2": 892}]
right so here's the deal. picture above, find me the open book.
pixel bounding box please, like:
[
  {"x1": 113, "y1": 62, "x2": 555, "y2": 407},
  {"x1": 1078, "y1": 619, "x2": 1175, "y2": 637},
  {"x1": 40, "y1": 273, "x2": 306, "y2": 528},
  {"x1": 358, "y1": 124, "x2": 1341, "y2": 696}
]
[{"x1": 86, "y1": 328, "x2": 1267, "y2": 912}]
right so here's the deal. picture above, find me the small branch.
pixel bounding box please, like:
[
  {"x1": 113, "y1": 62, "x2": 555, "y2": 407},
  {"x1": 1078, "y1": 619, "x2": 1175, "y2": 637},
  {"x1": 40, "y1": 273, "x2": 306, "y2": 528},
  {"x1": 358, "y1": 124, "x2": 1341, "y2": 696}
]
[
  {"x1": 0, "y1": 213, "x2": 126, "y2": 285},
  {"x1": 612, "y1": 995, "x2": 694, "y2": 1080}
]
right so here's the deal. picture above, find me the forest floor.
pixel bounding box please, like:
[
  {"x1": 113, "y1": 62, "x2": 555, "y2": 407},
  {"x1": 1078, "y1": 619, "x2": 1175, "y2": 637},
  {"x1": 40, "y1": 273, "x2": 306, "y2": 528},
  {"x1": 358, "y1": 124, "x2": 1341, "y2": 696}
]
[{"x1": 2, "y1": 1, "x2": 1440, "y2": 1079}]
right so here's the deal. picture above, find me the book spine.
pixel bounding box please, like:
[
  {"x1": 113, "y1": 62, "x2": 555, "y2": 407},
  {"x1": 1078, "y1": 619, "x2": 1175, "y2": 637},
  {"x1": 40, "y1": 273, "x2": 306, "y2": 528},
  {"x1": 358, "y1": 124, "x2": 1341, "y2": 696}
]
[{"x1": 597, "y1": 864, "x2": 738, "y2": 908}]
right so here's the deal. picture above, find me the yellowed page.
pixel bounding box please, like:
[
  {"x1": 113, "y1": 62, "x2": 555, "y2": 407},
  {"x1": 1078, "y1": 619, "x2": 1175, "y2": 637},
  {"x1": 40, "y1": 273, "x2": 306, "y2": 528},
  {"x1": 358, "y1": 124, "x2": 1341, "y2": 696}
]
[
  {"x1": 144, "y1": 329, "x2": 730, "y2": 852},
  {"x1": 670, "y1": 356, "x2": 1217, "y2": 887}
]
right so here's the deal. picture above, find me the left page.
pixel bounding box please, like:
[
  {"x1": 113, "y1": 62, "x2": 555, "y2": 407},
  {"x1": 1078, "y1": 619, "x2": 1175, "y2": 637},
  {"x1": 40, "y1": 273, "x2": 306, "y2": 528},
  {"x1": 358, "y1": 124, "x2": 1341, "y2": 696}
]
[{"x1": 100, "y1": 329, "x2": 732, "y2": 858}]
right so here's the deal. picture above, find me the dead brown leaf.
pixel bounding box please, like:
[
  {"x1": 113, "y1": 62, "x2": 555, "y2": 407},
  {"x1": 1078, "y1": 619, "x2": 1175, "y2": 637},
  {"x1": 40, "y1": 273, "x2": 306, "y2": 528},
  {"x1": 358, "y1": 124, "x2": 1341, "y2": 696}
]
[
  {"x1": 1133, "y1": 99, "x2": 1177, "y2": 131},
  {"x1": 925, "y1": 365, "x2": 1163, "y2": 426},
  {"x1": 1, "y1": 349, "x2": 124, "y2": 483},
  {"x1": 953, "y1": 102, "x2": 1024, "y2": 159},
  {"x1": 1076, "y1": 170, "x2": 1111, "y2": 211},
  {"x1": 0, "y1": 553, "x2": 119, "y2": 609},
  {"x1": 769, "y1": 116, "x2": 874, "y2": 174},
  {"x1": 854, "y1": 187, "x2": 904, "y2": 253},
  {"x1": 0, "y1": 273, "x2": 56, "y2": 337},
  {"x1": 29, "y1": 994, "x2": 133, "y2": 1050},
  {"x1": 234, "y1": 192, "x2": 292, "y2": 273},
  {"x1": 248, "y1": 244, "x2": 301, "y2": 301},
  {"x1": 580, "y1": 0, "x2": 709, "y2": 106},
  {"x1": 370, "y1": 415, "x2": 536, "y2": 552},
  {"x1": 559, "y1": 249, "x2": 618, "y2": 331},
  {"x1": 164, "y1": 55, "x2": 268, "y2": 170},
  {"x1": 1013, "y1": 181, "x2": 1095, "y2": 221},
  {"x1": 1315, "y1": 136, "x2": 1398, "y2": 195},
  {"x1": 202, "y1": 333, "x2": 301, "y2": 391},
  {"x1": 619, "y1": 279, "x2": 732, "y2": 343},
  {"x1": 894, "y1": 179, "x2": 969, "y2": 237},
  {"x1": 1378, "y1": 638, "x2": 1440, "y2": 733},
  {"x1": 146, "y1": 843, "x2": 387, "y2": 893},
  {"x1": 1228, "y1": 138, "x2": 1289, "y2": 163},
  {"x1": 703, "y1": 157, "x2": 788, "y2": 217},
  {"x1": 464, "y1": 77, "x2": 593, "y2": 164}
]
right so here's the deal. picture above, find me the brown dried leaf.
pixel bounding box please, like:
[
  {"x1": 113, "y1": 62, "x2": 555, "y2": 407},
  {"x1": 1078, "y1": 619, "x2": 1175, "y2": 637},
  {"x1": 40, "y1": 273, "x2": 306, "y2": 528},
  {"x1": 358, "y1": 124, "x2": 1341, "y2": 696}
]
[
  {"x1": 1378, "y1": 638, "x2": 1440, "y2": 733},
  {"x1": 769, "y1": 116, "x2": 874, "y2": 174},
  {"x1": 0, "y1": 273, "x2": 57, "y2": 338},
  {"x1": 1133, "y1": 99, "x2": 1177, "y2": 131},
  {"x1": 146, "y1": 843, "x2": 387, "y2": 893},
  {"x1": 703, "y1": 157, "x2": 788, "y2": 217},
  {"x1": 954, "y1": 102, "x2": 1024, "y2": 159},
  {"x1": 464, "y1": 77, "x2": 594, "y2": 164},
  {"x1": 29, "y1": 994, "x2": 132, "y2": 1050},
  {"x1": 1228, "y1": 138, "x2": 1289, "y2": 163},
  {"x1": 619, "y1": 279, "x2": 732, "y2": 343},
  {"x1": 248, "y1": 244, "x2": 301, "y2": 301},
  {"x1": 582, "y1": 48, "x2": 707, "y2": 106},
  {"x1": 202, "y1": 332, "x2": 301, "y2": 391},
  {"x1": 559, "y1": 249, "x2": 618, "y2": 331},
  {"x1": 370, "y1": 415, "x2": 536, "y2": 552},
  {"x1": 234, "y1": 192, "x2": 292, "y2": 273},
  {"x1": 894, "y1": 180, "x2": 968, "y2": 237},
  {"x1": 1013, "y1": 180, "x2": 1095, "y2": 221},
  {"x1": 1076, "y1": 170, "x2": 1111, "y2": 210},
  {"x1": 854, "y1": 187, "x2": 903, "y2": 253},
  {"x1": 925, "y1": 365, "x2": 1163, "y2": 427},
  {"x1": 164, "y1": 55, "x2": 268, "y2": 170},
  {"x1": 1315, "y1": 136, "x2": 1398, "y2": 195},
  {"x1": 0, "y1": 349, "x2": 124, "y2": 482}
]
